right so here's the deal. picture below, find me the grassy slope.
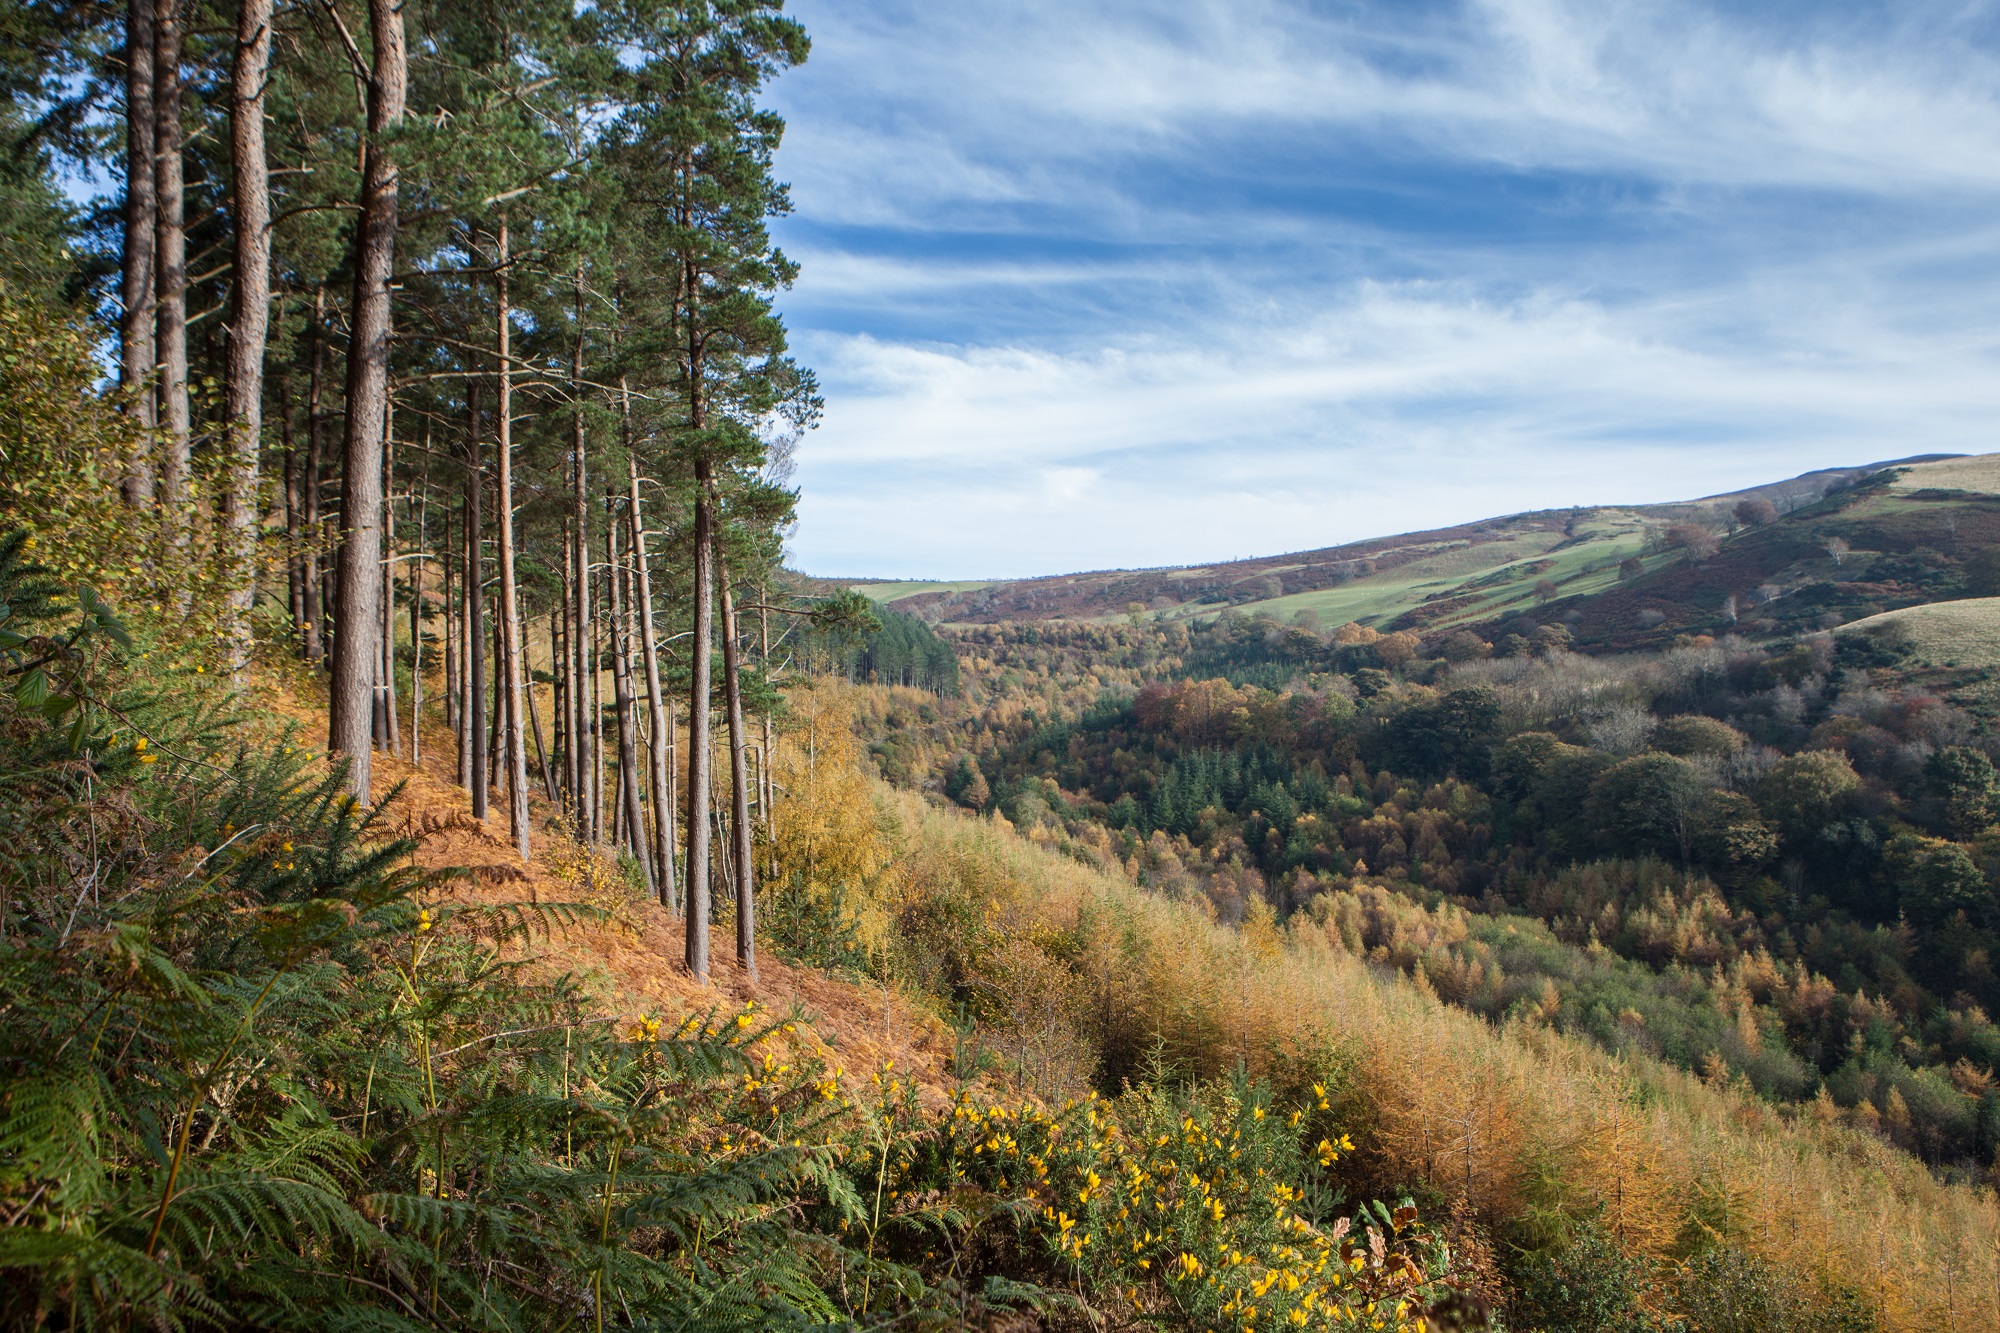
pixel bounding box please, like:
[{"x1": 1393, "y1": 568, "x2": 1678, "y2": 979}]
[
  {"x1": 1841, "y1": 597, "x2": 2000, "y2": 668},
  {"x1": 845, "y1": 456, "x2": 1966, "y2": 634},
  {"x1": 270, "y1": 654, "x2": 2000, "y2": 1330},
  {"x1": 890, "y1": 789, "x2": 2000, "y2": 1331},
  {"x1": 1838, "y1": 597, "x2": 2000, "y2": 713},
  {"x1": 852, "y1": 579, "x2": 997, "y2": 604},
  {"x1": 252, "y1": 668, "x2": 979, "y2": 1110},
  {"x1": 1502, "y1": 460, "x2": 2000, "y2": 651}
]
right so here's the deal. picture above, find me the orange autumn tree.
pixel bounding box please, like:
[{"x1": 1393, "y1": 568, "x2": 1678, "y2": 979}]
[{"x1": 760, "y1": 684, "x2": 901, "y2": 963}]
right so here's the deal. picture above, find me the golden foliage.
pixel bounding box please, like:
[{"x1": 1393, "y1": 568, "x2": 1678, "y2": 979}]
[
  {"x1": 762, "y1": 684, "x2": 902, "y2": 953},
  {"x1": 0, "y1": 286, "x2": 260, "y2": 655},
  {"x1": 849, "y1": 764, "x2": 2000, "y2": 1332}
]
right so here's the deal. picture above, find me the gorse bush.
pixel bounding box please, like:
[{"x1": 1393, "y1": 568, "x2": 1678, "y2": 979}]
[{"x1": 833, "y1": 1064, "x2": 1465, "y2": 1331}]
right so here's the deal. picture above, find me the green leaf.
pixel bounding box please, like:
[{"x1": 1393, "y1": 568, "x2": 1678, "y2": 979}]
[{"x1": 14, "y1": 666, "x2": 48, "y2": 708}]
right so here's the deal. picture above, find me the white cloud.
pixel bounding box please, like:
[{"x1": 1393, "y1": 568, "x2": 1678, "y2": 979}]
[
  {"x1": 766, "y1": 0, "x2": 2000, "y2": 576},
  {"x1": 787, "y1": 272, "x2": 2000, "y2": 575},
  {"x1": 778, "y1": 0, "x2": 2000, "y2": 216}
]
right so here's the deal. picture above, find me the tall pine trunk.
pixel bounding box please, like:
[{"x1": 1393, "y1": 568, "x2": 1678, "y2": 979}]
[
  {"x1": 685, "y1": 471, "x2": 714, "y2": 980},
  {"x1": 329, "y1": 0, "x2": 406, "y2": 803},
  {"x1": 464, "y1": 382, "x2": 486, "y2": 815},
  {"x1": 301, "y1": 288, "x2": 326, "y2": 661},
  {"x1": 760, "y1": 593, "x2": 775, "y2": 834},
  {"x1": 410, "y1": 465, "x2": 425, "y2": 766},
  {"x1": 152, "y1": 0, "x2": 189, "y2": 527},
  {"x1": 379, "y1": 413, "x2": 401, "y2": 756},
  {"x1": 120, "y1": 0, "x2": 157, "y2": 504},
  {"x1": 221, "y1": 0, "x2": 272, "y2": 674},
  {"x1": 718, "y1": 549, "x2": 756, "y2": 982},
  {"x1": 282, "y1": 371, "x2": 302, "y2": 633},
  {"x1": 609, "y1": 503, "x2": 652, "y2": 893},
  {"x1": 442, "y1": 503, "x2": 457, "y2": 737},
  {"x1": 625, "y1": 410, "x2": 676, "y2": 908},
  {"x1": 495, "y1": 222, "x2": 530, "y2": 861},
  {"x1": 556, "y1": 528, "x2": 572, "y2": 800},
  {"x1": 570, "y1": 274, "x2": 594, "y2": 841}
]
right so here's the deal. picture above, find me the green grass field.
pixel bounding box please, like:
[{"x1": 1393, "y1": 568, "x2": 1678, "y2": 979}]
[
  {"x1": 850, "y1": 580, "x2": 996, "y2": 604},
  {"x1": 1152, "y1": 511, "x2": 1652, "y2": 630},
  {"x1": 1889, "y1": 456, "x2": 2000, "y2": 496},
  {"x1": 1840, "y1": 598, "x2": 2000, "y2": 669}
]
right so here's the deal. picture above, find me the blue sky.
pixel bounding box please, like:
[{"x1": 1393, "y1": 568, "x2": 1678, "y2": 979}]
[{"x1": 765, "y1": 0, "x2": 2000, "y2": 579}]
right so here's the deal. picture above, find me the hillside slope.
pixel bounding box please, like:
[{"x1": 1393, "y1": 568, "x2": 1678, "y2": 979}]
[
  {"x1": 840, "y1": 455, "x2": 1958, "y2": 630},
  {"x1": 1520, "y1": 456, "x2": 2000, "y2": 652}
]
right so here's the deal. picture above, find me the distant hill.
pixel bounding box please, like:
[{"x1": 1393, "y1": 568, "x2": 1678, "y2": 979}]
[
  {"x1": 830, "y1": 453, "x2": 1968, "y2": 633},
  {"x1": 1519, "y1": 454, "x2": 2000, "y2": 651}
]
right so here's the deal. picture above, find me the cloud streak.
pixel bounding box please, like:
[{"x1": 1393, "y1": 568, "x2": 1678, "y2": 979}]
[{"x1": 767, "y1": 0, "x2": 2000, "y2": 576}]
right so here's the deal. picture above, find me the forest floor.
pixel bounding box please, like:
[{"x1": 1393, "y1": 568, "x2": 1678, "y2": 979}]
[{"x1": 252, "y1": 668, "x2": 975, "y2": 1109}]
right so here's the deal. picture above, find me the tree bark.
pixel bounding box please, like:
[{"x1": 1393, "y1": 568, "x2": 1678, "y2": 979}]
[
  {"x1": 760, "y1": 591, "x2": 774, "y2": 834},
  {"x1": 526, "y1": 625, "x2": 556, "y2": 803},
  {"x1": 301, "y1": 287, "x2": 326, "y2": 661},
  {"x1": 282, "y1": 372, "x2": 302, "y2": 634},
  {"x1": 488, "y1": 613, "x2": 504, "y2": 794},
  {"x1": 221, "y1": 0, "x2": 273, "y2": 675},
  {"x1": 591, "y1": 563, "x2": 604, "y2": 843},
  {"x1": 120, "y1": 0, "x2": 157, "y2": 505},
  {"x1": 495, "y1": 221, "x2": 530, "y2": 862},
  {"x1": 624, "y1": 400, "x2": 676, "y2": 908},
  {"x1": 152, "y1": 0, "x2": 189, "y2": 528},
  {"x1": 464, "y1": 380, "x2": 486, "y2": 815},
  {"x1": 718, "y1": 549, "x2": 757, "y2": 982},
  {"x1": 442, "y1": 502, "x2": 456, "y2": 736},
  {"x1": 685, "y1": 474, "x2": 714, "y2": 980},
  {"x1": 570, "y1": 268, "x2": 595, "y2": 842},
  {"x1": 379, "y1": 410, "x2": 400, "y2": 757},
  {"x1": 609, "y1": 501, "x2": 653, "y2": 894},
  {"x1": 410, "y1": 463, "x2": 424, "y2": 766},
  {"x1": 559, "y1": 526, "x2": 576, "y2": 808},
  {"x1": 328, "y1": 0, "x2": 406, "y2": 804}
]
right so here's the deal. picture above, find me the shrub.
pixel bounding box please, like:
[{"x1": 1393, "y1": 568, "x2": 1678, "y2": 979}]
[{"x1": 1509, "y1": 1218, "x2": 1668, "y2": 1333}]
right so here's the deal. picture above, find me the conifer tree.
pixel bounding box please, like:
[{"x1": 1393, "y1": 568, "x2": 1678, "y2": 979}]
[
  {"x1": 328, "y1": 0, "x2": 406, "y2": 803},
  {"x1": 221, "y1": 0, "x2": 274, "y2": 672},
  {"x1": 603, "y1": 0, "x2": 813, "y2": 979}
]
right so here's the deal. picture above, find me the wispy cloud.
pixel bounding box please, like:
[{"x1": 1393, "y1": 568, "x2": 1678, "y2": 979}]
[{"x1": 768, "y1": 0, "x2": 2000, "y2": 576}]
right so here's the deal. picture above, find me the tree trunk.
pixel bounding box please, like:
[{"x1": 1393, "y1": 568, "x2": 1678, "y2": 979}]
[
  {"x1": 558, "y1": 532, "x2": 575, "y2": 809},
  {"x1": 584, "y1": 564, "x2": 600, "y2": 840},
  {"x1": 495, "y1": 221, "x2": 530, "y2": 862},
  {"x1": 718, "y1": 549, "x2": 757, "y2": 982},
  {"x1": 685, "y1": 474, "x2": 714, "y2": 979},
  {"x1": 379, "y1": 408, "x2": 400, "y2": 756},
  {"x1": 570, "y1": 268, "x2": 594, "y2": 842},
  {"x1": 152, "y1": 0, "x2": 189, "y2": 530},
  {"x1": 328, "y1": 0, "x2": 406, "y2": 804},
  {"x1": 442, "y1": 502, "x2": 455, "y2": 735},
  {"x1": 410, "y1": 464, "x2": 424, "y2": 766},
  {"x1": 465, "y1": 382, "x2": 486, "y2": 815},
  {"x1": 301, "y1": 287, "x2": 326, "y2": 661},
  {"x1": 760, "y1": 591, "x2": 774, "y2": 835},
  {"x1": 221, "y1": 0, "x2": 272, "y2": 675},
  {"x1": 624, "y1": 403, "x2": 676, "y2": 908},
  {"x1": 488, "y1": 613, "x2": 504, "y2": 794},
  {"x1": 550, "y1": 609, "x2": 567, "y2": 803},
  {"x1": 120, "y1": 0, "x2": 157, "y2": 505},
  {"x1": 282, "y1": 373, "x2": 302, "y2": 635},
  {"x1": 609, "y1": 502, "x2": 653, "y2": 894},
  {"x1": 525, "y1": 626, "x2": 556, "y2": 803}
]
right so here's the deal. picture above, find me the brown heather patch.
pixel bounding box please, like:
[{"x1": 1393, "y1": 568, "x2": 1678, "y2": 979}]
[{"x1": 242, "y1": 667, "x2": 981, "y2": 1114}]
